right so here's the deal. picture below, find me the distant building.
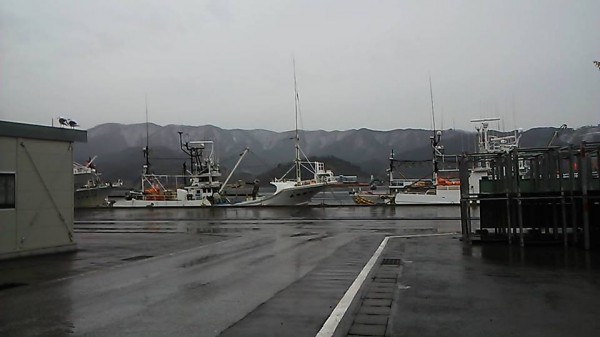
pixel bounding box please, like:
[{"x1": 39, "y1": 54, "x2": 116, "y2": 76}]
[{"x1": 0, "y1": 120, "x2": 86, "y2": 260}]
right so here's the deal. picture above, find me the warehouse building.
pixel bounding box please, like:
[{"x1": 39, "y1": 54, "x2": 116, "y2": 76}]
[{"x1": 0, "y1": 120, "x2": 86, "y2": 260}]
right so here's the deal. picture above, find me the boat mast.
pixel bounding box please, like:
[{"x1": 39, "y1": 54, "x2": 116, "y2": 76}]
[
  {"x1": 293, "y1": 58, "x2": 301, "y2": 182},
  {"x1": 143, "y1": 95, "x2": 151, "y2": 175},
  {"x1": 429, "y1": 76, "x2": 441, "y2": 183},
  {"x1": 388, "y1": 149, "x2": 395, "y2": 192}
]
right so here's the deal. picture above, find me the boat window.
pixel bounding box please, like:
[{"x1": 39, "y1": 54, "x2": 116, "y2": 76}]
[{"x1": 0, "y1": 173, "x2": 16, "y2": 209}]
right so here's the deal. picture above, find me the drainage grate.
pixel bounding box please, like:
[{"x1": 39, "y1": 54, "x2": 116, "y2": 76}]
[
  {"x1": 121, "y1": 255, "x2": 154, "y2": 262},
  {"x1": 0, "y1": 282, "x2": 28, "y2": 291},
  {"x1": 381, "y1": 258, "x2": 402, "y2": 266}
]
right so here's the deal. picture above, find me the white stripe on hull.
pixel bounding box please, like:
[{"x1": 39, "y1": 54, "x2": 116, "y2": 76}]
[
  {"x1": 236, "y1": 183, "x2": 327, "y2": 206},
  {"x1": 112, "y1": 199, "x2": 211, "y2": 208},
  {"x1": 393, "y1": 190, "x2": 460, "y2": 205}
]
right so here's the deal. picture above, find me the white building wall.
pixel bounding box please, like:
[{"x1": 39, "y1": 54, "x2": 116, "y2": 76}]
[{"x1": 0, "y1": 136, "x2": 75, "y2": 259}]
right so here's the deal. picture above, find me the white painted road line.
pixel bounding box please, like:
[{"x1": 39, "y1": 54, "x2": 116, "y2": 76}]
[{"x1": 315, "y1": 233, "x2": 456, "y2": 337}]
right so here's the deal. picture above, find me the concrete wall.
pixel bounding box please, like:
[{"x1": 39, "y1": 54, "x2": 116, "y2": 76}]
[{"x1": 0, "y1": 136, "x2": 75, "y2": 259}]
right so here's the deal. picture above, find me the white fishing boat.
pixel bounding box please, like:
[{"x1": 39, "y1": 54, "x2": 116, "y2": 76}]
[
  {"x1": 111, "y1": 97, "x2": 247, "y2": 208},
  {"x1": 113, "y1": 64, "x2": 334, "y2": 208},
  {"x1": 352, "y1": 118, "x2": 521, "y2": 205},
  {"x1": 74, "y1": 157, "x2": 121, "y2": 208},
  {"x1": 352, "y1": 77, "x2": 519, "y2": 206},
  {"x1": 233, "y1": 61, "x2": 335, "y2": 206},
  {"x1": 110, "y1": 128, "x2": 332, "y2": 208},
  {"x1": 235, "y1": 161, "x2": 334, "y2": 206},
  {"x1": 112, "y1": 137, "x2": 237, "y2": 208},
  {"x1": 352, "y1": 78, "x2": 458, "y2": 205}
]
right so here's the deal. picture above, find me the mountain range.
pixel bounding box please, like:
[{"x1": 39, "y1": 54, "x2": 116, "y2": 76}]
[{"x1": 74, "y1": 123, "x2": 600, "y2": 187}]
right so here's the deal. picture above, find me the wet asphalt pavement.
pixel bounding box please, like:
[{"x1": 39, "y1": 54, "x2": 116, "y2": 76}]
[
  {"x1": 390, "y1": 236, "x2": 600, "y2": 337},
  {"x1": 1, "y1": 206, "x2": 599, "y2": 337}
]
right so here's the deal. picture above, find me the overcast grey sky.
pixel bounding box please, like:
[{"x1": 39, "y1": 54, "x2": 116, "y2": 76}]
[{"x1": 1, "y1": 0, "x2": 598, "y2": 132}]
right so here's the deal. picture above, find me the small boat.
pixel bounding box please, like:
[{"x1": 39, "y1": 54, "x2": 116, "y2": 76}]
[{"x1": 350, "y1": 150, "x2": 406, "y2": 205}]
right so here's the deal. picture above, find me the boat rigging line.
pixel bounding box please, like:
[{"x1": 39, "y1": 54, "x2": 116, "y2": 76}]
[{"x1": 219, "y1": 147, "x2": 250, "y2": 194}]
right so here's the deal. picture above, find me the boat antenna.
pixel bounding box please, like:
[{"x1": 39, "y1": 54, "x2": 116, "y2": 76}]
[
  {"x1": 143, "y1": 95, "x2": 151, "y2": 174},
  {"x1": 293, "y1": 57, "x2": 301, "y2": 182},
  {"x1": 178, "y1": 131, "x2": 202, "y2": 175},
  {"x1": 429, "y1": 75, "x2": 436, "y2": 135},
  {"x1": 388, "y1": 149, "x2": 395, "y2": 190},
  {"x1": 512, "y1": 94, "x2": 517, "y2": 132},
  {"x1": 429, "y1": 75, "x2": 441, "y2": 150}
]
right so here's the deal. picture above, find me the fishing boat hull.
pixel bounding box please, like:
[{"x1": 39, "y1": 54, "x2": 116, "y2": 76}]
[
  {"x1": 234, "y1": 182, "x2": 327, "y2": 206},
  {"x1": 351, "y1": 186, "x2": 461, "y2": 205},
  {"x1": 351, "y1": 192, "x2": 394, "y2": 205},
  {"x1": 111, "y1": 198, "x2": 212, "y2": 207},
  {"x1": 75, "y1": 185, "x2": 115, "y2": 208},
  {"x1": 111, "y1": 188, "x2": 213, "y2": 207},
  {"x1": 392, "y1": 187, "x2": 460, "y2": 205}
]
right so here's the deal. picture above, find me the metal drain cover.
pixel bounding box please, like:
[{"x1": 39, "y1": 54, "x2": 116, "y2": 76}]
[{"x1": 381, "y1": 258, "x2": 402, "y2": 266}]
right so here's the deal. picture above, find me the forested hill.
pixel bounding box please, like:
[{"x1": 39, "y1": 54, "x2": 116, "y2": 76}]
[{"x1": 74, "y1": 123, "x2": 600, "y2": 186}]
